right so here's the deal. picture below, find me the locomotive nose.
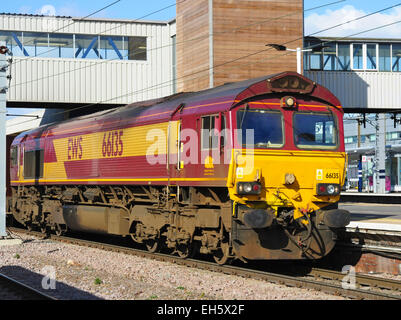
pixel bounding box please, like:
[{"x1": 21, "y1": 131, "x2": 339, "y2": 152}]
[{"x1": 243, "y1": 209, "x2": 276, "y2": 229}]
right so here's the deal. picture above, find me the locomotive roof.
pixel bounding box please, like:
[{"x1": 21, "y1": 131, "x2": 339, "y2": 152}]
[{"x1": 13, "y1": 72, "x2": 341, "y2": 142}]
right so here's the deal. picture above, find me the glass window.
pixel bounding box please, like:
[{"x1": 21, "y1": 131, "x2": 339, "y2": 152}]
[
  {"x1": 121, "y1": 37, "x2": 129, "y2": 60},
  {"x1": 387, "y1": 132, "x2": 399, "y2": 140},
  {"x1": 366, "y1": 44, "x2": 377, "y2": 70},
  {"x1": 128, "y1": 37, "x2": 147, "y2": 61},
  {"x1": 310, "y1": 53, "x2": 322, "y2": 70},
  {"x1": 49, "y1": 33, "x2": 74, "y2": 58},
  {"x1": 352, "y1": 44, "x2": 363, "y2": 69},
  {"x1": 379, "y1": 44, "x2": 391, "y2": 71},
  {"x1": 337, "y1": 43, "x2": 351, "y2": 71},
  {"x1": 369, "y1": 134, "x2": 376, "y2": 142},
  {"x1": 345, "y1": 137, "x2": 355, "y2": 144},
  {"x1": 0, "y1": 31, "x2": 25, "y2": 56},
  {"x1": 392, "y1": 44, "x2": 401, "y2": 72},
  {"x1": 24, "y1": 150, "x2": 44, "y2": 179},
  {"x1": 202, "y1": 115, "x2": 219, "y2": 150},
  {"x1": 294, "y1": 113, "x2": 337, "y2": 149},
  {"x1": 23, "y1": 32, "x2": 49, "y2": 57},
  {"x1": 10, "y1": 147, "x2": 18, "y2": 166},
  {"x1": 305, "y1": 40, "x2": 325, "y2": 70},
  {"x1": 75, "y1": 35, "x2": 100, "y2": 59},
  {"x1": 237, "y1": 109, "x2": 283, "y2": 148},
  {"x1": 100, "y1": 36, "x2": 125, "y2": 60},
  {"x1": 323, "y1": 43, "x2": 336, "y2": 71}
]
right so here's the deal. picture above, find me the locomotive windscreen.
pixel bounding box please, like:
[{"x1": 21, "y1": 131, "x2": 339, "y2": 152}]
[
  {"x1": 237, "y1": 109, "x2": 284, "y2": 148},
  {"x1": 293, "y1": 112, "x2": 338, "y2": 149}
]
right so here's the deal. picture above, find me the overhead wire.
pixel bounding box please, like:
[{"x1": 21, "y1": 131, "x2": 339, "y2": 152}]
[
  {"x1": 8, "y1": 0, "x2": 345, "y2": 91},
  {"x1": 10, "y1": 0, "x2": 401, "y2": 94},
  {"x1": 7, "y1": 1, "x2": 401, "y2": 129},
  {"x1": 5, "y1": 0, "x2": 345, "y2": 128}
]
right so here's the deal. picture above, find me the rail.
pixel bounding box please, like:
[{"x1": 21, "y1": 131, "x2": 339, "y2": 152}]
[
  {"x1": 0, "y1": 272, "x2": 57, "y2": 300},
  {"x1": 8, "y1": 227, "x2": 401, "y2": 300}
]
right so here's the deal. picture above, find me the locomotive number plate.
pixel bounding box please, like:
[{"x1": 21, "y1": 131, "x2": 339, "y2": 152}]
[{"x1": 317, "y1": 169, "x2": 340, "y2": 182}]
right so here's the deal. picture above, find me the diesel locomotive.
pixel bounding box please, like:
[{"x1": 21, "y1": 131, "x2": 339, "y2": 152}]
[{"x1": 8, "y1": 71, "x2": 350, "y2": 264}]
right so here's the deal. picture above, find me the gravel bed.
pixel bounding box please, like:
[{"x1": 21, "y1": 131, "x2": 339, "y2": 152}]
[{"x1": 0, "y1": 233, "x2": 349, "y2": 300}]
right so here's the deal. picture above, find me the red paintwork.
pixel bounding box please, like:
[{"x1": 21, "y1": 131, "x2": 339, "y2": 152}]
[
  {"x1": 10, "y1": 72, "x2": 345, "y2": 188},
  {"x1": 6, "y1": 135, "x2": 13, "y2": 197}
]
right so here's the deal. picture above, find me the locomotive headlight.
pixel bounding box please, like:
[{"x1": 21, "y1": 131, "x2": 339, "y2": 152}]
[
  {"x1": 327, "y1": 184, "x2": 336, "y2": 195},
  {"x1": 281, "y1": 96, "x2": 297, "y2": 109},
  {"x1": 244, "y1": 183, "x2": 253, "y2": 193},
  {"x1": 237, "y1": 182, "x2": 262, "y2": 195},
  {"x1": 317, "y1": 183, "x2": 341, "y2": 196},
  {"x1": 286, "y1": 97, "x2": 295, "y2": 107}
]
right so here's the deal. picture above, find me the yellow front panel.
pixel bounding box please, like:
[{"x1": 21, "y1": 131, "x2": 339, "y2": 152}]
[{"x1": 228, "y1": 149, "x2": 347, "y2": 213}]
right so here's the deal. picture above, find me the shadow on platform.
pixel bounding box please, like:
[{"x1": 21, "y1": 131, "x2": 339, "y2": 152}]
[
  {"x1": 0, "y1": 266, "x2": 103, "y2": 300},
  {"x1": 349, "y1": 213, "x2": 399, "y2": 222}
]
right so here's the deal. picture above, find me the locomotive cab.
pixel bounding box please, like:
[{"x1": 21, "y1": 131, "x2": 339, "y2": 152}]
[{"x1": 225, "y1": 73, "x2": 350, "y2": 260}]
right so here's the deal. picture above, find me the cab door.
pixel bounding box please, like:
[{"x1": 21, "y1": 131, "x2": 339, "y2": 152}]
[
  {"x1": 167, "y1": 119, "x2": 182, "y2": 180},
  {"x1": 199, "y1": 113, "x2": 227, "y2": 183}
]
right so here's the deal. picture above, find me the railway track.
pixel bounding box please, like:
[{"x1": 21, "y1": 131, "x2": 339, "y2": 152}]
[
  {"x1": 8, "y1": 227, "x2": 401, "y2": 300},
  {"x1": 0, "y1": 272, "x2": 56, "y2": 300}
]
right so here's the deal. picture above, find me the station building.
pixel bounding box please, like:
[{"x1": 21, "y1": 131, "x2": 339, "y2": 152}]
[
  {"x1": 304, "y1": 36, "x2": 401, "y2": 193},
  {"x1": 0, "y1": 12, "x2": 177, "y2": 112},
  {"x1": 342, "y1": 116, "x2": 401, "y2": 193}
]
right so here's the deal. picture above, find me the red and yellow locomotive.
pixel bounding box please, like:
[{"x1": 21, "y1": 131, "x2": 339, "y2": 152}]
[{"x1": 9, "y1": 72, "x2": 350, "y2": 263}]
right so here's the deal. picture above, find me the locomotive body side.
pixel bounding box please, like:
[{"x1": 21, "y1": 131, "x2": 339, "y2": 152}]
[
  {"x1": 10, "y1": 96, "x2": 233, "y2": 188},
  {"x1": 9, "y1": 72, "x2": 350, "y2": 262}
]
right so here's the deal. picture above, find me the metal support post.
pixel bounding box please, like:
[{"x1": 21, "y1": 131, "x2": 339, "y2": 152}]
[
  {"x1": 398, "y1": 157, "x2": 401, "y2": 187},
  {"x1": 296, "y1": 47, "x2": 302, "y2": 74},
  {"x1": 0, "y1": 44, "x2": 8, "y2": 237},
  {"x1": 358, "y1": 155, "x2": 363, "y2": 193},
  {"x1": 375, "y1": 114, "x2": 387, "y2": 194}
]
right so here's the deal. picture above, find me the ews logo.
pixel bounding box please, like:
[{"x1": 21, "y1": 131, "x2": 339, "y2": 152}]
[{"x1": 68, "y1": 136, "x2": 83, "y2": 160}]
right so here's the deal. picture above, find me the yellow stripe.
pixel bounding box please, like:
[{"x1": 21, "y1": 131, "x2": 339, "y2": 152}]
[
  {"x1": 232, "y1": 149, "x2": 346, "y2": 156},
  {"x1": 12, "y1": 177, "x2": 227, "y2": 184},
  {"x1": 249, "y1": 101, "x2": 342, "y2": 109}
]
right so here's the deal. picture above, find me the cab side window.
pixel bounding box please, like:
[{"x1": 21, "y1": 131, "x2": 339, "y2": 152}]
[
  {"x1": 10, "y1": 147, "x2": 18, "y2": 167},
  {"x1": 201, "y1": 115, "x2": 219, "y2": 150},
  {"x1": 24, "y1": 150, "x2": 44, "y2": 179}
]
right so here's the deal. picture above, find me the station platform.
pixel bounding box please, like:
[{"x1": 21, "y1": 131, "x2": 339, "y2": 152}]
[
  {"x1": 340, "y1": 192, "x2": 401, "y2": 204},
  {"x1": 339, "y1": 202, "x2": 401, "y2": 237}
]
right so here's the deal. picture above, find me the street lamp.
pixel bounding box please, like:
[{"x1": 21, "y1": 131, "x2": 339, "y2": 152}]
[{"x1": 266, "y1": 44, "x2": 312, "y2": 75}]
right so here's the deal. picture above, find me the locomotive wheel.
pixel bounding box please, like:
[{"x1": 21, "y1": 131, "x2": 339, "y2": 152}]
[
  {"x1": 40, "y1": 225, "x2": 48, "y2": 235},
  {"x1": 213, "y1": 242, "x2": 231, "y2": 265},
  {"x1": 176, "y1": 243, "x2": 195, "y2": 259},
  {"x1": 130, "y1": 233, "x2": 142, "y2": 244},
  {"x1": 145, "y1": 239, "x2": 160, "y2": 253},
  {"x1": 54, "y1": 224, "x2": 66, "y2": 237}
]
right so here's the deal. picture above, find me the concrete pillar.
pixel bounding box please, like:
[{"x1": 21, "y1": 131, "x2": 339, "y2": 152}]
[{"x1": 0, "y1": 45, "x2": 7, "y2": 237}]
